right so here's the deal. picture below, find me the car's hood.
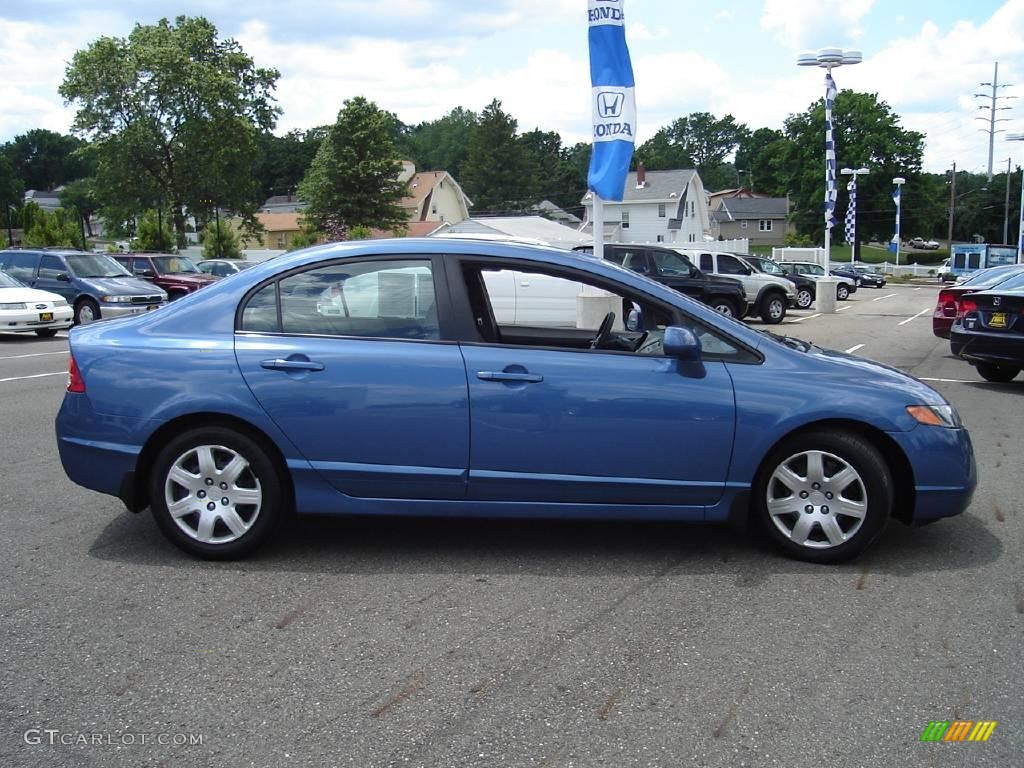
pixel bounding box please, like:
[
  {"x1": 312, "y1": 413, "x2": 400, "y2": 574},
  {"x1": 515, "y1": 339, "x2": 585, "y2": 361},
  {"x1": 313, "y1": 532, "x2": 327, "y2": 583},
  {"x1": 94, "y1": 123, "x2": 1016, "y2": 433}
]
[
  {"x1": 808, "y1": 345, "x2": 947, "y2": 404},
  {"x1": 161, "y1": 272, "x2": 217, "y2": 284},
  {"x1": 78, "y1": 276, "x2": 165, "y2": 295},
  {"x1": 0, "y1": 286, "x2": 65, "y2": 304}
]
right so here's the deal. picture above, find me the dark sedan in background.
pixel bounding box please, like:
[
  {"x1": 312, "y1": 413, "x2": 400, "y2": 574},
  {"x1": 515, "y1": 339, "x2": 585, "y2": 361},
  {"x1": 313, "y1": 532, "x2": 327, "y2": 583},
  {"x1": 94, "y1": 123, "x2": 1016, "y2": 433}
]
[
  {"x1": 932, "y1": 264, "x2": 1024, "y2": 339},
  {"x1": 950, "y1": 285, "x2": 1024, "y2": 382}
]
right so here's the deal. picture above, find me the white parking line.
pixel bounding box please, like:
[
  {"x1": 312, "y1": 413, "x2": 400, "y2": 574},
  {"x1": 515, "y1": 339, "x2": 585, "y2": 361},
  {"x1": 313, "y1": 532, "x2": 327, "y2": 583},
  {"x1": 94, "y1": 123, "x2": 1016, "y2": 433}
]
[
  {"x1": 844, "y1": 344, "x2": 865, "y2": 354},
  {"x1": 873, "y1": 293, "x2": 898, "y2": 302},
  {"x1": 836, "y1": 305, "x2": 851, "y2": 312},
  {"x1": 0, "y1": 350, "x2": 69, "y2": 361},
  {"x1": 914, "y1": 287, "x2": 923, "y2": 291},
  {"x1": 898, "y1": 308, "x2": 931, "y2": 326},
  {"x1": 0, "y1": 371, "x2": 66, "y2": 384},
  {"x1": 788, "y1": 313, "x2": 823, "y2": 323},
  {"x1": 918, "y1": 377, "x2": 974, "y2": 384}
]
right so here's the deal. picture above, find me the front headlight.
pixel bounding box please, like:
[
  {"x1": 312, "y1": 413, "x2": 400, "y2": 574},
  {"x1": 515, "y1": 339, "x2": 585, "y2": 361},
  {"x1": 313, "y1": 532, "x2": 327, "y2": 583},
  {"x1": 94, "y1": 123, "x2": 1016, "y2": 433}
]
[
  {"x1": 102, "y1": 295, "x2": 134, "y2": 303},
  {"x1": 0, "y1": 302, "x2": 27, "y2": 310},
  {"x1": 53, "y1": 299, "x2": 68, "y2": 307},
  {"x1": 907, "y1": 404, "x2": 961, "y2": 428}
]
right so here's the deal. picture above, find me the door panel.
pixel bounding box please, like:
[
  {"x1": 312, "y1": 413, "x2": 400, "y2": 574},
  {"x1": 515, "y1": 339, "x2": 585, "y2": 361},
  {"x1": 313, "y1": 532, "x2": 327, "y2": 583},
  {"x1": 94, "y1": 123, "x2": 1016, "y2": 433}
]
[{"x1": 461, "y1": 345, "x2": 736, "y2": 507}]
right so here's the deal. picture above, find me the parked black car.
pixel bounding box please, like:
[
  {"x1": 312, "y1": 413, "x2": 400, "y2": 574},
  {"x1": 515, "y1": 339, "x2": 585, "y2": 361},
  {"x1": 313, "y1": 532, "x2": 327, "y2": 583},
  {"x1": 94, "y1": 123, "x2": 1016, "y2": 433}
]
[
  {"x1": 575, "y1": 244, "x2": 749, "y2": 318},
  {"x1": 743, "y1": 255, "x2": 816, "y2": 310},
  {"x1": 950, "y1": 287, "x2": 1024, "y2": 382},
  {"x1": 848, "y1": 264, "x2": 887, "y2": 288}
]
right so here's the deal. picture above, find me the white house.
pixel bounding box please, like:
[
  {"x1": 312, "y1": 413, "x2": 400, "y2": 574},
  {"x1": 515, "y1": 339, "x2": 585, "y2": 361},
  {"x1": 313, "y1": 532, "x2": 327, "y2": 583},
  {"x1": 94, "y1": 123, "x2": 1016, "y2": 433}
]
[
  {"x1": 579, "y1": 166, "x2": 712, "y2": 246},
  {"x1": 401, "y1": 170, "x2": 473, "y2": 225}
]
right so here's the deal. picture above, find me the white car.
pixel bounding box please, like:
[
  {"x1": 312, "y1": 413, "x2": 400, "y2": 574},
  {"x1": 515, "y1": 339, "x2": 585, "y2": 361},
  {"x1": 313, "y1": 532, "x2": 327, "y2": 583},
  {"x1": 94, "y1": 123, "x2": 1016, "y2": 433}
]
[
  {"x1": 0, "y1": 270, "x2": 74, "y2": 337},
  {"x1": 674, "y1": 249, "x2": 796, "y2": 324}
]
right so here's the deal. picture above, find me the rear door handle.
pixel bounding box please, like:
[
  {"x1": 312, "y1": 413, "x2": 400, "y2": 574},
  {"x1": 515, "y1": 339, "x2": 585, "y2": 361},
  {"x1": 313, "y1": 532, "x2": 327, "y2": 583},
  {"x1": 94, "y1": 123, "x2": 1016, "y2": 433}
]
[
  {"x1": 261, "y1": 358, "x2": 325, "y2": 372},
  {"x1": 477, "y1": 371, "x2": 543, "y2": 383}
]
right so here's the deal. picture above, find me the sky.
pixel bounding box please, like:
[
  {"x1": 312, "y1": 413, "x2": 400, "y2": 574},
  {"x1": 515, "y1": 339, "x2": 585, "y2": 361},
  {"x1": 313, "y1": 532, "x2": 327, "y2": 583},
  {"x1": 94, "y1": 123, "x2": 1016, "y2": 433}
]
[{"x1": 3, "y1": 0, "x2": 1024, "y2": 175}]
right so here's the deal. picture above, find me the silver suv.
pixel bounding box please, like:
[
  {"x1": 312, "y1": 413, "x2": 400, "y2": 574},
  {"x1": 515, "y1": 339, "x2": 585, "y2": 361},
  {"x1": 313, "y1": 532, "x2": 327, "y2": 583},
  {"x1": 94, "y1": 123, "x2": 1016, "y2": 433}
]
[{"x1": 674, "y1": 249, "x2": 796, "y2": 324}]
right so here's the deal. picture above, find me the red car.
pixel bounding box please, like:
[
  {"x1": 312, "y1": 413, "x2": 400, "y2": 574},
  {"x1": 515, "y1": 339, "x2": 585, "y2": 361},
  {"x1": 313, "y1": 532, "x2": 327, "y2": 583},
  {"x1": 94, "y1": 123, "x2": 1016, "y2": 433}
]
[
  {"x1": 932, "y1": 265, "x2": 1024, "y2": 338},
  {"x1": 114, "y1": 253, "x2": 217, "y2": 300}
]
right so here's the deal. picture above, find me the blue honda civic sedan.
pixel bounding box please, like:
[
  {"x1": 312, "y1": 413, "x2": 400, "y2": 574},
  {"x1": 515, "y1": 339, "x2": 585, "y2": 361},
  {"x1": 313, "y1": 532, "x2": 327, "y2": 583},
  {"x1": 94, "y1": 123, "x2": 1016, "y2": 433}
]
[{"x1": 56, "y1": 239, "x2": 976, "y2": 563}]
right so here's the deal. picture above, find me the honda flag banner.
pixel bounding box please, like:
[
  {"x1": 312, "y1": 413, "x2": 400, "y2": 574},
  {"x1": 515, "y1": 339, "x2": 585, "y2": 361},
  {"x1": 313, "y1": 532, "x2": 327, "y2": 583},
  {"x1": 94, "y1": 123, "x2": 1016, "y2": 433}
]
[{"x1": 587, "y1": 0, "x2": 635, "y2": 202}]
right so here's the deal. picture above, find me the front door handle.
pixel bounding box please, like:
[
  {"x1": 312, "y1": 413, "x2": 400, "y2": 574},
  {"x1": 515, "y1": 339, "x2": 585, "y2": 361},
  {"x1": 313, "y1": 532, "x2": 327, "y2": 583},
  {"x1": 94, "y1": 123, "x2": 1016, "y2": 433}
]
[
  {"x1": 261, "y1": 358, "x2": 325, "y2": 372},
  {"x1": 477, "y1": 370, "x2": 543, "y2": 383}
]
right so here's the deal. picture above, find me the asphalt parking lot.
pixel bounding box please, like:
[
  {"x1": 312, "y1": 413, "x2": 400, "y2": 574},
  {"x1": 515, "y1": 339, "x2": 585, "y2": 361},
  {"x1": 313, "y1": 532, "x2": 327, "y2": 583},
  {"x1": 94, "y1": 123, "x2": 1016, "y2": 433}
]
[{"x1": 1, "y1": 283, "x2": 1021, "y2": 767}]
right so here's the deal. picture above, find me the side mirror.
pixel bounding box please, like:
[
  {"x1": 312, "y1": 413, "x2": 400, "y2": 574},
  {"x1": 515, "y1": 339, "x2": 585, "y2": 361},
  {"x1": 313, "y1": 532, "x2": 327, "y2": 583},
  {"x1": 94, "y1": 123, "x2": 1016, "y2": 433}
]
[
  {"x1": 135, "y1": 268, "x2": 155, "y2": 278},
  {"x1": 625, "y1": 307, "x2": 644, "y2": 332},
  {"x1": 663, "y1": 326, "x2": 701, "y2": 361},
  {"x1": 56, "y1": 272, "x2": 71, "y2": 282}
]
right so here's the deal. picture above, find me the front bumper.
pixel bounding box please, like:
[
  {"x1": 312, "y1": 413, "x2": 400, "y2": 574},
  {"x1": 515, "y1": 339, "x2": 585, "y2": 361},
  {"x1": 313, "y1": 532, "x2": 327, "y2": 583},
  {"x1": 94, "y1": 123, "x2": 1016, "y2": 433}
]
[
  {"x1": 100, "y1": 301, "x2": 165, "y2": 319},
  {"x1": 889, "y1": 424, "x2": 976, "y2": 524},
  {"x1": 0, "y1": 306, "x2": 73, "y2": 332}
]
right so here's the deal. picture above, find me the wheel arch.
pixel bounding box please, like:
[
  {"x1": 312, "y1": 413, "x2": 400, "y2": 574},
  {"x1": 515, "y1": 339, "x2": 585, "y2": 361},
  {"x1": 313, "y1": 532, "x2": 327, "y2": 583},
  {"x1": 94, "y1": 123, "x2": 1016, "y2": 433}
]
[
  {"x1": 128, "y1": 412, "x2": 295, "y2": 514},
  {"x1": 751, "y1": 418, "x2": 915, "y2": 525}
]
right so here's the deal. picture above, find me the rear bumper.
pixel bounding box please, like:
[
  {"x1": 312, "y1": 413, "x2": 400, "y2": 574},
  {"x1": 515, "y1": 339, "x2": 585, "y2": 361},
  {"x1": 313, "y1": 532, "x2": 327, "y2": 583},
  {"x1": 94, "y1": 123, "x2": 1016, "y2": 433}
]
[
  {"x1": 950, "y1": 327, "x2": 1024, "y2": 365},
  {"x1": 889, "y1": 425, "x2": 976, "y2": 524}
]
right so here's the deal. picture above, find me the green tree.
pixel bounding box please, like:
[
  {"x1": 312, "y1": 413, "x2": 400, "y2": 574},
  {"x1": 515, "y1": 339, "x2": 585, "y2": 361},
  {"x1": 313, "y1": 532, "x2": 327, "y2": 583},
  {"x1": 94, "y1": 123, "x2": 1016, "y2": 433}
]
[
  {"x1": 734, "y1": 127, "x2": 785, "y2": 193},
  {"x1": 460, "y1": 99, "x2": 539, "y2": 211},
  {"x1": 0, "y1": 155, "x2": 23, "y2": 241},
  {"x1": 782, "y1": 90, "x2": 924, "y2": 242},
  {"x1": 131, "y1": 209, "x2": 175, "y2": 251},
  {"x1": 201, "y1": 219, "x2": 242, "y2": 259},
  {"x1": 60, "y1": 16, "x2": 280, "y2": 245},
  {"x1": 23, "y1": 207, "x2": 82, "y2": 248},
  {"x1": 59, "y1": 178, "x2": 101, "y2": 238},
  {"x1": 406, "y1": 107, "x2": 478, "y2": 179},
  {"x1": 635, "y1": 126, "x2": 692, "y2": 171},
  {"x1": 253, "y1": 128, "x2": 324, "y2": 202},
  {"x1": 636, "y1": 113, "x2": 747, "y2": 185},
  {"x1": 298, "y1": 96, "x2": 408, "y2": 234},
  {"x1": 1, "y1": 129, "x2": 93, "y2": 191}
]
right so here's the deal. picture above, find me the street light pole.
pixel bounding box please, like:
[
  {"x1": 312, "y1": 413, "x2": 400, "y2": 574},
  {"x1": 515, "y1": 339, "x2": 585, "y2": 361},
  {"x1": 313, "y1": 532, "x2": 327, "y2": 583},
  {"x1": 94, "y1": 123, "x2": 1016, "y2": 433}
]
[
  {"x1": 947, "y1": 162, "x2": 956, "y2": 254},
  {"x1": 840, "y1": 167, "x2": 869, "y2": 263},
  {"x1": 798, "y1": 47, "x2": 862, "y2": 313},
  {"x1": 892, "y1": 177, "x2": 906, "y2": 267}
]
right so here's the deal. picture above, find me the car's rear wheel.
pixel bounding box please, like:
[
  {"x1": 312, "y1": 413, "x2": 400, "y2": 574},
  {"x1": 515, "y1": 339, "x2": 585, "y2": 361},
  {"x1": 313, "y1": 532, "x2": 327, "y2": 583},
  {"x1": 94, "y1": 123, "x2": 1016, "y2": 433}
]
[
  {"x1": 975, "y1": 363, "x2": 1020, "y2": 383},
  {"x1": 836, "y1": 284, "x2": 850, "y2": 301},
  {"x1": 760, "y1": 293, "x2": 786, "y2": 324},
  {"x1": 754, "y1": 430, "x2": 891, "y2": 563},
  {"x1": 34, "y1": 328, "x2": 59, "y2": 338},
  {"x1": 74, "y1": 298, "x2": 100, "y2": 325},
  {"x1": 149, "y1": 427, "x2": 284, "y2": 559},
  {"x1": 710, "y1": 298, "x2": 739, "y2": 317},
  {"x1": 795, "y1": 288, "x2": 814, "y2": 310}
]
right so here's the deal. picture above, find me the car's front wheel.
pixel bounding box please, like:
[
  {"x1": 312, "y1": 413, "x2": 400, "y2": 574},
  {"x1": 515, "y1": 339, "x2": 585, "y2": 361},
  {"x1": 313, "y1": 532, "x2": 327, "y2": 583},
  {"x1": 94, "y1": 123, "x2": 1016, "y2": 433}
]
[
  {"x1": 34, "y1": 328, "x2": 59, "y2": 338},
  {"x1": 760, "y1": 293, "x2": 786, "y2": 324},
  {"x1": 710, "y1": 298, "x2": 739, "y2": 318},
  {"x1": 149, "y1": 427, "x2": 284, "y2": 559},
  {"x1": 975, "y1": 363, "x2": 1020, "y2": 383},
  {"x1": 836, "y1": 284, "x2": 850, "y2": 301},
  {"x1": 754, "y1": 430, "x2": 891, "y2": 563},
  {"x1": 74, "y1": 298, "x2": 100, "y2": 325},
  {"x1": 795, "y1": 288, "x2": 814, "y2": 310}
]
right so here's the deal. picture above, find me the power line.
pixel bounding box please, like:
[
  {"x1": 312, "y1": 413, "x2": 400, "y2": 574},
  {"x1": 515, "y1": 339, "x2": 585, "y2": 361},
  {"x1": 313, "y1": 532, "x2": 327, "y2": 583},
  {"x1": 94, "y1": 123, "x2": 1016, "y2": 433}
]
[{"x1": 974, "y1": 61, "x2": 1016, "y2": 181}]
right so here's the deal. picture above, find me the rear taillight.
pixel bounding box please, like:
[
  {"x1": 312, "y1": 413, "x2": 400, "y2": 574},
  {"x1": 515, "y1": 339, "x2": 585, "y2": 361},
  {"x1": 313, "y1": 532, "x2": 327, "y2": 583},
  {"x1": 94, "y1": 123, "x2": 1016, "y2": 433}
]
[
  {"x1": 67, "y1": 355, "x2": 86, "y2": 393},
  {"x1": 956, "y1": 298, "x2": 978, "y2": 318},
  {"x1": 936, "y1": 289, "x2": 957, "y2": 317}
]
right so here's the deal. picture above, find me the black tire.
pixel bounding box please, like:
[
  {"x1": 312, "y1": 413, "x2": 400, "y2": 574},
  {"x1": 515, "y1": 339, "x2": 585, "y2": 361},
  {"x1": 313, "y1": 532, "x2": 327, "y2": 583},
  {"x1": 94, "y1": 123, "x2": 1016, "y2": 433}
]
[
  {"x1": 795, "y1": 288, "x2": 814, "y2": 310},
  {"x1": 760, "y1": 293, "x2": 786, "y2": 324},
  {"x1": 168, "y1": 291, "x2": 187, "y2": 301},
  {"x1": 34, "y1": 328, "x2": 59, "y2": 338},
  {"x1": 709, "y1": 298, "x2": 739, "y2": 318},
  {"x1": 975, "y1": 363, "x2": 1020, "y2": 383},
  {"x1": 149, "y1": 426, "x2": 285, "y2": 559},
  {"x1": 74, "y1": 297, "x2": 100, "y2": 325},
  {"x1": 753, "y1": 430, "x2": 892, "y2": 564},
  {"x1": 836, "y1": 284, "x2": 850, "y2": 301}
]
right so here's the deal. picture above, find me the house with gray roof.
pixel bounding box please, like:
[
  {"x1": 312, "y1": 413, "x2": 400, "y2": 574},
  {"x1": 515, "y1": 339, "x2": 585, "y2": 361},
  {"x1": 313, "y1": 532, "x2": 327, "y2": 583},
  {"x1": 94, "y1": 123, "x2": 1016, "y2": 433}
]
[
  {"x1": 711, "y1": 197, "x2": 792, "y2": 246},
  {"x1": 579, "y1": 165, "x2": 711, "y2": 246}
]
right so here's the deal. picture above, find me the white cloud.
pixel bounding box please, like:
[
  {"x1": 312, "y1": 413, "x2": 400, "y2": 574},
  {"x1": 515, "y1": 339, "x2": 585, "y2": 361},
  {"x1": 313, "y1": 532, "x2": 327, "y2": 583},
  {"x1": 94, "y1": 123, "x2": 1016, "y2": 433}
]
[{"x1": 761, "y1": 0, "x2": 876, "y2": 49}]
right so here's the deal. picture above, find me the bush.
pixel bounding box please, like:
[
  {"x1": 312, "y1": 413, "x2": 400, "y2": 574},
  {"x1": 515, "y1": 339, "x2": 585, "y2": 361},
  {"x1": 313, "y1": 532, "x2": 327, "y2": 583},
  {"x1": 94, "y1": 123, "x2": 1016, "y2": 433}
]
[
  {"x1": 23, "y1": 207, "x2": 83, "y2": 249},
  {"x1": 131, "y1": 209, "x2": 175, "y2": 252},
  {"x1": 201, "y1": 220, "x2": 242, "y2": 259}
]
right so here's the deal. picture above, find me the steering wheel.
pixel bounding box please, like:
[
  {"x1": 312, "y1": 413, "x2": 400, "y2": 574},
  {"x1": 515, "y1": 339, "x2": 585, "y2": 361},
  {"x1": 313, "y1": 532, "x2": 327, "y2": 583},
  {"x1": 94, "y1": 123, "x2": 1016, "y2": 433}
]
[{"x1": 590, "y1": 311, "x2": 616, "y2": 350}]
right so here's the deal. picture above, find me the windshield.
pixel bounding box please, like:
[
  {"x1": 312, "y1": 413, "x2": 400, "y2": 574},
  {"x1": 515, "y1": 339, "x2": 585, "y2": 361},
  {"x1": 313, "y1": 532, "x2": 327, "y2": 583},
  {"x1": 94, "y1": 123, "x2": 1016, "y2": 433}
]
[
  {"x1": 992, "y1": 272, "x2": 1024, "y2": 291},
  {"x1": 753, "y1": 259, "x2": 784, "y2": 275},
  {"x1": 0, "y1": 271, "x2": 25, "y2": 288},
  {"x1": 799, "y1": 263, "x2": 825, "y2": 276},
  {"x1": 65, "y1": 254, "x2": 132, "y2": 278},
  {"x1": 152, "y1": 256, "x2": 200, "y2": 274},
  {"x1": 962, "y1": 265, "x2": 1024, "y2": 287}
]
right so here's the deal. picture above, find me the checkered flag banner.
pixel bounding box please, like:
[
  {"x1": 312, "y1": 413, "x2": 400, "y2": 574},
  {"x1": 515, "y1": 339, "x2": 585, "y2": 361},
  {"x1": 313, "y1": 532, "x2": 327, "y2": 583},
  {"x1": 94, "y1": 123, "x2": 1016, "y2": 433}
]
[
  {"x1": 824, "y1": 72, "x2": 838, "y2": 231},
  {"x1": 844, "y1": 177, "x2": 857, "y2": 245}
]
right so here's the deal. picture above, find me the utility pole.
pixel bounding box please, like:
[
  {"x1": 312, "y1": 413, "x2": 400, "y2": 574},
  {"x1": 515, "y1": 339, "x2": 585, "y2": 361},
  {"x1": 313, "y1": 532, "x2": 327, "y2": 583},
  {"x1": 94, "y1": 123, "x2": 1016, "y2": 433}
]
[
  {"x1": 947, "y1": 162, "x2": 956, "y2": 253},
  {"x1": 975, "y1": 62, "x2": 1015, "y2": 182}
]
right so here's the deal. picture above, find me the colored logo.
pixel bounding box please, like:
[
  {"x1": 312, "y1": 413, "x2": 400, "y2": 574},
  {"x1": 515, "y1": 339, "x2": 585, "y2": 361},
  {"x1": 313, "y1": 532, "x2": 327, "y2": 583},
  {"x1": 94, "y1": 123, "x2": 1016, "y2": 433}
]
[
  {"x1": 597, "y1": 91, "x2": 624, "y2": 119},
  {"x1": 920, "y1": 720, "x2": 997, "y2": 742}
]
